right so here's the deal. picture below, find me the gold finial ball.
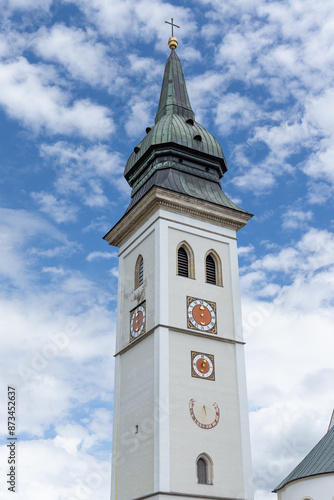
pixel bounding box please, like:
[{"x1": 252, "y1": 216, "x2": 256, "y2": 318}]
[{"x1": 168, "y1": 37, "x2": 178, "y2": 49}]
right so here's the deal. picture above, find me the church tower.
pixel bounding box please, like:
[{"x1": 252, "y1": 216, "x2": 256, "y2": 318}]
[{"x1": 104, "y1": 32, "x2": 253, "y2": 500}]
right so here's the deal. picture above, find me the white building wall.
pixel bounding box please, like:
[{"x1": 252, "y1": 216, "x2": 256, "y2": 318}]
[
  {"x1": 111, "y1": 208, "x2": 253, "y2": 500},
  {"x1": 166, "y1": 212, "x2": 253, "y2": 499},
  {"x1": 277, "y1": 474, "x2": 334, "y2": 500}
]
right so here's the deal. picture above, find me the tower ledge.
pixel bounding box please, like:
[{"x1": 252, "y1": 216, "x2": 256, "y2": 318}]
[{"x1": 103, "y1": 186, "x2": 252, "y2": 248}]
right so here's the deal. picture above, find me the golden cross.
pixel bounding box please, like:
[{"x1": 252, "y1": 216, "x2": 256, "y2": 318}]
[{"x1": 165, "y1": 17, "x2": 180, "y2": 37}]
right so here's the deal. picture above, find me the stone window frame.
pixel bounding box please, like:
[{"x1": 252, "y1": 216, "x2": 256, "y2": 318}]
[
  {"x1": 134, "y1": 254, "x2": 144, "y2": 289},
  {"x1": 176, "y1": 241, "x2": 195, "y2": 279},
  {"x1": 205, "y1": 249, "x2": 223, "y2": 286},
  {"x1": 196, "y1": 452, "x2": 214, "y2": 485}
]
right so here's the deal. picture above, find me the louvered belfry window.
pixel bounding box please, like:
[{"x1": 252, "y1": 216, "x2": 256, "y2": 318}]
[
  {"x1": 206, "y1": 254, "x2": 216, "y2": 284},
  {"x1": 177, "y1": 246, "x2": 189, "y2": 277},
  {"x1": 197, "y1": 458, "x2": 207, "y2": 484},
  {"x1": 138, "y1": 257, "x2": 143, "y2": 286},
  {"x1": 135, "y1": 255, "x2": 144, "y2": 289}
]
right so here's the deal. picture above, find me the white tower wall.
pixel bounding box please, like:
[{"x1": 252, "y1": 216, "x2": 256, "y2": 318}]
[{"x1": 110, "y1": 206, "x2": 253, "y2": 500}]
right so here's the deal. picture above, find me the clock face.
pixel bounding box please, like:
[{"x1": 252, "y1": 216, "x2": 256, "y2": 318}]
[
  {"x1": 130, "y1": 302, "x2": 146, "y2": 341},
  {"x1": 191, "y1": 351, "x2": 215, "y2": 380},
  {"x1": 187, "y1": 296, "x2": 217, "y2": 334},
  {"x1": 189, "y1": 399, "x2": 220, "y2": 429}
]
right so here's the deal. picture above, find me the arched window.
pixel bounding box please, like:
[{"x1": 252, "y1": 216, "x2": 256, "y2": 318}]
[
  {"x1": 206, "y1": 254, "x2": 216, "y2": 284},
  {"x1": 176, "y1": 242, "x2": 195, "y2": 279},
  {"x1": 134, "y1": 255, "x2": 143, "y2": 289},
  {"x1": 205, "y1": 250, "x2": 223, "y2": 286},
  {"x1": 178, "y1": 247, "x2": 188, "y2": 277},
  {"x1": 197, "y1": 458, "x2": 206, "y2": 484},
  {"x1": 196, "y1": 453, "x2": 213, "y2": 485}
]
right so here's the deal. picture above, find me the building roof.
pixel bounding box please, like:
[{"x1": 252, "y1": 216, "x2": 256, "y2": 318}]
[
  {"x1": 155, "y1": 48, "x2": 194, "y2": 123},
  {"x1": 124, "y1": 112, "x2": 227, "y2": 181},
  {"x1": 125, "y1": 166, "x2": 245, "y2": 214},
  {"x1": 273, "y1": 425, "x2": 334, "y2": 492},
  {"x1": 122, "y1": 45, "x2": 249, "y2": 217}
]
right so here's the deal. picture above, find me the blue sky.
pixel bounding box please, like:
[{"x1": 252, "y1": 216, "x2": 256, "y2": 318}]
[{"x1": 0, "y1": 1, "x2": 333, "y2": 499}]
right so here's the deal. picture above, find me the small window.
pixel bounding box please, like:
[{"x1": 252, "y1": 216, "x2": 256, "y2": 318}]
[
  {"x1": 134, "y1": 146, "x2": 140, "y2": 153},
  {"x1": 178, "y1": 247, "x2": 188, "y2": 277},
  {"x1": 135, "y1": 255, "x2": 143, "y2": 288},
  {"x1": 194, "y1": 135, "x2": 202, "y2": 142},
  {"x1": 206, "y1": 254, "x2": 216, "y2": 284},
  {"x1": 186, "y1": 118, "x2": 194, "y2": 125},
  {"x1": 205, "y1": 250, "x2": 223, "y2": 286},
  {"x1": 196, "y1": 453, "x2": 213, "y2": 485},
  {"x1": 197, "y1": 458, "x2": 206, "y2": 484},
  {"x1": 177, "y1": 242, "x2": 195, "y2": 279}
]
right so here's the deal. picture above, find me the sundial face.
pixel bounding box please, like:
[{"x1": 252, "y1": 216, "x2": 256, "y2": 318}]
[{"x1": 189, "y1": 399, "x2": 220, "y2": 429}]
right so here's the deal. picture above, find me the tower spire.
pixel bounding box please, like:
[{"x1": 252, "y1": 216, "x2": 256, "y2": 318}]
[
  {"x1": 155, "y1": 48, "x2": 194, "y2": 124},
  {"x1": 122, "y1": 39, "x2": 250, "y2": 219}
]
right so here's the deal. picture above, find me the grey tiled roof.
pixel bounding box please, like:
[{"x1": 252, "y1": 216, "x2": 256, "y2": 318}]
[
  {"x1": 126, "y1": 167, "x2": 247, "y2": 214},
  {"x1": 273, "y1": 425, "x2": 334, "y2": 492}
]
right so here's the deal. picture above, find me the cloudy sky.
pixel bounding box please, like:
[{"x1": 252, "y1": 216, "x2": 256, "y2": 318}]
[{"x1": 0, "y1": 0, "x2": 333, "y2": 499}]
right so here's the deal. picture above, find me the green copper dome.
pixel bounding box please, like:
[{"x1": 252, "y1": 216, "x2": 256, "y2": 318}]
[
  {"x1": 124, "y1": 113, "x2": 227, "y2": 181},
  {"x1": 122, "y1": 47, "x2": 247, "y2": 216}
]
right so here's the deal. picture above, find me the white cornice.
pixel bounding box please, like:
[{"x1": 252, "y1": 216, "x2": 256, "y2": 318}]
[{"x1": 104, "y1": 187, "x2": 252, "y2": 248}]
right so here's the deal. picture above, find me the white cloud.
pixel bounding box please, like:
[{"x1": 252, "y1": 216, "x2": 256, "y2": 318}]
[
  {"x1": 187, "y1": 71, "x2": 227, "y2": 123},
  {"x1": 281, "y1": 209, "x2": 313, "y2": 230},
  {"x1": 250, "y1": 228, "x2": 334, "y2": 279},
  {"x1": 180, "y1": 45, "x2": 202, "y2": 62},
  {"x1": 0, "y1": 57, "x2": 114, "y2": 138},
  {"x1": 0, "y1": 234, "x2": 115, "y2": 443},
  {"x1": 238, "y1": 244, "x2": 255, "y2": 258},
  {"x1": 232, "y1": 163, "x2": 277, "y2": 192},
  {"x1": 128, "y1": 54, "x2": 164, "y2": 81},
  {"x1": 241, "y1": 228, "x2": 334, "y2": 495},
  {"x1": 38, "y1": 142, "x2": 129, "y2": 207},
  {"x1": 303, "y1": 137, "x2": 334, "y2": 186},
  {"x1": 31, "y1": 192, "x2": 78, "y2": 223},
  {"x1": 0, "y1": 208, "x2": 68, "y2": 287},
  {"x1": 0, "y1": 438, "x2": 112, "y2": 499},
  {"x1": 306, "y1": 180, "x2": 332, "y2": 205},
  {"x1": 67, "y1": 0, "x2": 196, "y2": 49},
  {"x1": 86, "y1": 251, "x2": 117, "y2": 262},
  {"x1": 231, "y1": 119, "x2": 311, "y2": 191},
  {"x1": 32, "y1": 24, "x2": 125, "y2": 90},
  {"x1": 109, "y1": 266, "x2": 118, "y2": 278},
  {"x1": 83, "y1": 216, "x2": 111, "y2": 234},
  {"x1": 197, "y1": 0, "x2": 334, "y2": 199},
  {"x1": 5, "y1": 0, "x2": 53, "y2": 11},
  {"x1": 252, "y1": 121, "x2": 311, "y2": 162},
  {"x1": 215, "y1": 93, "x2": 263, "y2": 135},
  {"x1": 42, "y1": 266, "x2": 65, "y2": 275},
  {"x1": 125, "y1": 98, "x2": 152, "y2": 138}
]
